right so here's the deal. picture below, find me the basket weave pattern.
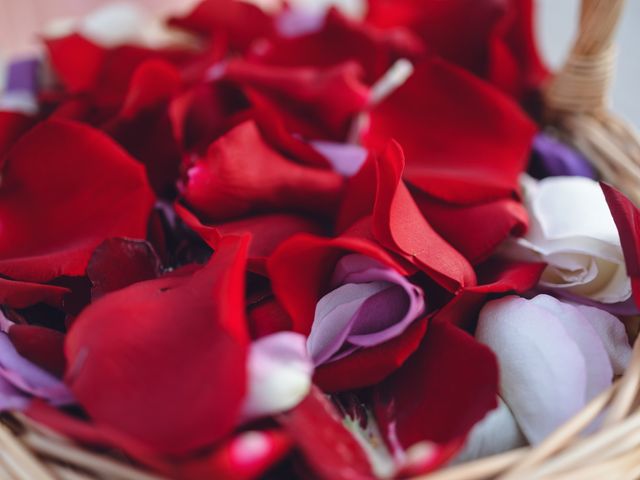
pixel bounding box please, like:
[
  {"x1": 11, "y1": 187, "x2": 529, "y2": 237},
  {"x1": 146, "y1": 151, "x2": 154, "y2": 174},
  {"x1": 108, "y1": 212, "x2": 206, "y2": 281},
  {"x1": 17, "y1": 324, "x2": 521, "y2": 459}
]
[{"x1": 1, "y1": 0, "x2": 640, "y2": 479}]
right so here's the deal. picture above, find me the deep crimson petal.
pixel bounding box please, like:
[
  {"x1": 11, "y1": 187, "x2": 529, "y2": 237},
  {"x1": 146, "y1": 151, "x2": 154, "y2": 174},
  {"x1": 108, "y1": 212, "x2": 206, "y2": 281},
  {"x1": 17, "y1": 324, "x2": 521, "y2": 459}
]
[
  {"x1": 168, "y1": 0, "x2": 274, "y2": 50},
  {"x1": 276, "y1": 386, "x2": 373, "y2": 480},
  {"x1": 365, "y1": 57, "x2": 537, "y2": 204},
  {"x1": 224, "y1": 59, "x2": 369, "y2": 139},
  {"x1": 182, "y1": 120, "x2": 344, "y2": 221},
  {"x1": 45, "y1": 34, "x2": 105, "y2": 93},
  {"x1": 253, "y1": 8, "x2": 424, "y2": 83},
  {"x1": 373, "y1": 321, "x2": 498, "y2": 455},
  {"x1": 0, "y1": 112, "x2": 34, "y2": 165},
  {"x1": 65, "y1": 236, "x2": 250, "y2": 455},
  {"x1": 435, "y1": 260, "x2": 545, "y2": 329},
  {"x1": 0, "y1": 278, "x2": 70, "y2": 309},
  {"x1": 366, "y1": 0, "x2": 548, "y2": 98},
  {"x1": 106, "y1": 60, "x2": 183, "y2": 196},
  {"x1": 314, "y1": 315, "x2": 428, "y2": 392},
  {"x1": 372, "y1": 142, "x2": 476, "y2": 290},
  {"x1": 176, "y1": 203, "x2": 325, "y2": 275},
  {"x1": 87, "y1": 238, "x2": 162, "y2": 300},
  {"x1": 8, "y1": 325, "x2": 66, "y2": 377},
  {"x1": 0, "y1": 119, "x2": 155, "y2": 282},
  {"x1": 601, "y1": 183, "x2": 640, "y2": 308},
  {"x1": 416, "y1": 194, "x2": 529, "y2": 264}
]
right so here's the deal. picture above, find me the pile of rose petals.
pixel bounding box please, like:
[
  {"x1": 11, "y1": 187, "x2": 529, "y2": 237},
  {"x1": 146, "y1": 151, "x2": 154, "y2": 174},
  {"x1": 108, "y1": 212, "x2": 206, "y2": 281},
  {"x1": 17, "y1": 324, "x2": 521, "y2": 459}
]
[{"x1": 0, "y1": 1, "x2": 639, "y2": 478}]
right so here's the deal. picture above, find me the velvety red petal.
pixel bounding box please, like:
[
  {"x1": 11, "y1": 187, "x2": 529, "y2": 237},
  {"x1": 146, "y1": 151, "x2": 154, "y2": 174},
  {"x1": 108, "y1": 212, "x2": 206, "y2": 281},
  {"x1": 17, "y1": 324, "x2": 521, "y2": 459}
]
[
  {"x1": 416, "y1": 194, "x2": 529, "y2": 264},
  {"x1": 601, "y1": 183, "x2": 640, "y2": 308},
  {"x1": 176, "y1": 203, "x2": 325, "y2": 275},
  {"x1": 253, "y1": 8, "x2": 424, "y2": 83},
  {"x1": 224, "y1": 59, "x2": 369, "y2": 139},
  {"x1": 373, "y1": 321, "x2": 498, "y2": 455},
  {"x1": 168, "y1": 0, "x2": 274, "y2": 50},
  {"x1": 0, "y1": 119, "x2": 155, "y2": 282},
  {"x1": 8, "y1": 325, "x2": 66, "y2": 377},
  {"x1": 372, "y1": 142, "x2": 476, "y2": 290},
  {"x1": 0, "y1": 278, "x2": 70, "y2": 309},
  {"x1": 0, "y1": 111, "x2": 34, "y2": 165},
  {"x1": 86, "y1": 238, "x2": 162, "y2": 300},
  {"x1": 65, "y1": 235, "x2": 250, "y2": 455},
  {"x1": 181, "y1": 120, "x2": 344, "y2": 221},
  {"x1": 276, "y1": 386, "x2": 373, "y2": 480},
  {"x1": 366, "y1": 0, "x2": 548, "y2": 98},
  {"x1": 247, "y1": 296, "x2": 294, "y2": 339},
  {"x1": 314, "y1": 315, "x2": 428, "y2": 392},
  {"x1": 365, "y1": 57, "x2": 537, "y2": 204}
]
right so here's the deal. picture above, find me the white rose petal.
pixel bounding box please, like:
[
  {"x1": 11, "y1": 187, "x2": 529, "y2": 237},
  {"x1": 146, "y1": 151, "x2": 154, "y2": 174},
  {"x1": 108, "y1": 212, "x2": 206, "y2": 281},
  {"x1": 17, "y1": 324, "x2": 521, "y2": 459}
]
[
  {"x1": 476, "y1": 295, "x2": 630, "y2": 444},
  {"x1": 241, "y1": 332, "x2": 313, "y2": 421},
  {"x1": 504, "y1": 175, "x2": 631, "y2": 304}
]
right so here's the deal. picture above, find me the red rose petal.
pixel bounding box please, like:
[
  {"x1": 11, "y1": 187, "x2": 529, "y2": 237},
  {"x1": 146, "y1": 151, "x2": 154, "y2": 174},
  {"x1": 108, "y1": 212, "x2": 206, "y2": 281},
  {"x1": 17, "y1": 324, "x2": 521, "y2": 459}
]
[
  {"x1": 365, "y1": 57, "x2": 537, "y2": 204},
  {"x1": 0, "y1": 278, "x2": 70, "y2": 309},
  {"x1": 253, "y1": 8, "x2": 424, "y2": 83},
  {"x1": 181, "y1": 120, "x2": 344, "y2": 221},
  {"x1": 371, "y1": 142, "x2": 476, "y2": 290},
  {"x1": 0, "y1": 119, "x2": 155, "y2": 283},
  {"x1": 416, "y1": 194, "x2": 529, "y2": 264},
  {"x1": 224, "y1": 59, "x2": 369, "y2": 138},
  {"x1": 176, "y1": 203, "x2": 325, "y2": 275},
  {"x1": 65, "y1": 235, "x2": 250, "y2": 455},
  {"x1": 86, "y1": 238, "x2": 162, "y2": 300},
  {"x1": 168, "y1": 0, "x2": 274, "y2": 51},
  {"x1": 373, "y1": 321, "x2": 498, "y2": 455},
  {"x1": 0, "y1": 111, "x2": 34, "y2": 165},
  {"x1": 277, "y1": 386, "x2": 373, "y2": 480},
  {"x1": 601, "y1": 183, "x2": 640, "y2": 308},
  {"x1": 8, "y1": 325, "x2": 66, "y2": 377}
]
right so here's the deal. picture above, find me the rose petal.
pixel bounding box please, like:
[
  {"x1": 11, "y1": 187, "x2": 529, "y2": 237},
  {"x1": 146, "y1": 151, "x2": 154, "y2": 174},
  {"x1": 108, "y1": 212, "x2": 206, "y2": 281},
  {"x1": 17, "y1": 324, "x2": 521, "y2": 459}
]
[
  {"x1": 65, "y1": 236, "x2": 250, "y2": 455},
  {"x1": 476, "y1": 295, "x2": 618, "y2": 444},
  {"x1": 0, "y1": 119, "x2": 155, "y2": 283},
  {"x1": 241, "y1": 332, "x2": 313, "y2": 421}
]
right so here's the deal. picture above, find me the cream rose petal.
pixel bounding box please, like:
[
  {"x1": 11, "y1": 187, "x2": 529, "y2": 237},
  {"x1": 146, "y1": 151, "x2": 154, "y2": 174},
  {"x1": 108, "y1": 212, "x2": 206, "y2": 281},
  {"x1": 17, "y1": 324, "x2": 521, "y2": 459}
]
[
  {"x1": 477, "y1": 295, "x2": 590, "y2": 444},
  {"x1": 241, "y1": 332, "x2": 313, "y2": 422}
]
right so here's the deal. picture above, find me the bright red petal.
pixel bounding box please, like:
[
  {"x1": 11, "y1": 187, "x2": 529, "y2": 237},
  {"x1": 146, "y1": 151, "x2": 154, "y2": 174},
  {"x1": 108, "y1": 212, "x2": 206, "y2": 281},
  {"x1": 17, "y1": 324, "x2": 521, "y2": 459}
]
[
  {"x1": 365, "y1": 57, "x2": 536, "y2": 204},
  {"x1": 373, "y1": 321, "x2": 498, "y2": 455},
  {"x1": 0, "y1": 119, "x2": 155, "y2": 282},
  {"x1": 65, "y1": 236, "x2": 250, "y2": 455}
]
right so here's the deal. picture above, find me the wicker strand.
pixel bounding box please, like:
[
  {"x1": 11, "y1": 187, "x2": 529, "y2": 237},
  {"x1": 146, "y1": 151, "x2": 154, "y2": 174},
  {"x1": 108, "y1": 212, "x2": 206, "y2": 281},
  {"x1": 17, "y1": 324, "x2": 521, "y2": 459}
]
[{"x1": 544, "y1": 0, "x2": 640, "y2": 205}]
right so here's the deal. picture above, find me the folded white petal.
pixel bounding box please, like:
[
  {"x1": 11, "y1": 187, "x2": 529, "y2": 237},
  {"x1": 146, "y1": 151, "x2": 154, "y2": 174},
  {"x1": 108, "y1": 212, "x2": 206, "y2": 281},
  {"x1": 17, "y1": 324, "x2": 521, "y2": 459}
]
[
  {"x1": 453, "y1": 398, "x2": 526, "y2": 464},
  {"x1": 241, "y1": 332, "x2": 313, "y2": 422},
  {"x1": 477, "y1": 295, "x2": 591, "y2": 444}
]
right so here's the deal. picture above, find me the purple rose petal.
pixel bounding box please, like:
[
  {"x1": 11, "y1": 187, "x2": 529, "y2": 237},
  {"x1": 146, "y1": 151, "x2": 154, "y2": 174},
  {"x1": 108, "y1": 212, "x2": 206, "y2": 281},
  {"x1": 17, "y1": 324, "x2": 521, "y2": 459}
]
[
  {"x1": 5, "y1": 58, "x2": 40, "y2": 94},
  {"x1": 529, "y1": 133, "x2": 596, "y2": 180},
  {"x1": 310, "y1": 140, "x2": 368, "y2": 177},
  {"x1": 308, "y1": 254, "x2": 425, "y2": 365}
]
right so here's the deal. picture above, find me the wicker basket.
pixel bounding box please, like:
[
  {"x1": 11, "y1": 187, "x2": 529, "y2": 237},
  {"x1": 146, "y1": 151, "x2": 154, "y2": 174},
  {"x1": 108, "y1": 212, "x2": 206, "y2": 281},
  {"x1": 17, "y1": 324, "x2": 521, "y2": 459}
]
[{"x1": 2, "y1": 0, "x2": 640, "y2": 478}]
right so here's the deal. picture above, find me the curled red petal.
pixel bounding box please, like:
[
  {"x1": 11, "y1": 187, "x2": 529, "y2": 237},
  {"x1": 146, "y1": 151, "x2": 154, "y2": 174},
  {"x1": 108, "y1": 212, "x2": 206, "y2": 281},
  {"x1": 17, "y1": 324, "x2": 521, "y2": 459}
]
[
  {"x1": 0, "y1": 119, "x2": 155, "y2": 283},
  {"x1": 372, "y1": 142, "x2": 476, "y2": 290},
  {"x1": 373, "y1": 321, "x2": 498, "y2": 460},
  {"x1": 87, "y1": 238, "x2": 162, "y2": 300},
  {"x1": 416, "y1": 194, "x2": 529, "y2": 264},
  {"x1": 8, "y1": 325, "x2": 66, "y2": 377},
  {"x1": 176, "y1": 203, "x2": 325, "y2": 275},
  {"x1": 0, "y1": 278, "x2": 70, "y2": 309},
  {"x1": 365, "y1": 57, "x2": 537, "y2": 204},
  {"x1": 182, "y1": 120, "x2": 344, "y2": 221},
  {"x1": 601, "y1": 183, "x2": 640, "y2": 308},
  {"x1": 276, "y1": 386, "x2": 373, "y2": 480},
  {"x1": 65, "y1": 236, "x2": 250, "y2": 455}
]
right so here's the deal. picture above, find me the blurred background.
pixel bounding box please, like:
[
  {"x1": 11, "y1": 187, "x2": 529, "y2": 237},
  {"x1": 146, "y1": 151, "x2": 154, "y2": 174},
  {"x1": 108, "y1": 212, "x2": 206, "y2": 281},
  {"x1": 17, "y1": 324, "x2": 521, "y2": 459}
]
[{"x1": 1, "y1": 0, "x2": 638, "y2": 125}]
